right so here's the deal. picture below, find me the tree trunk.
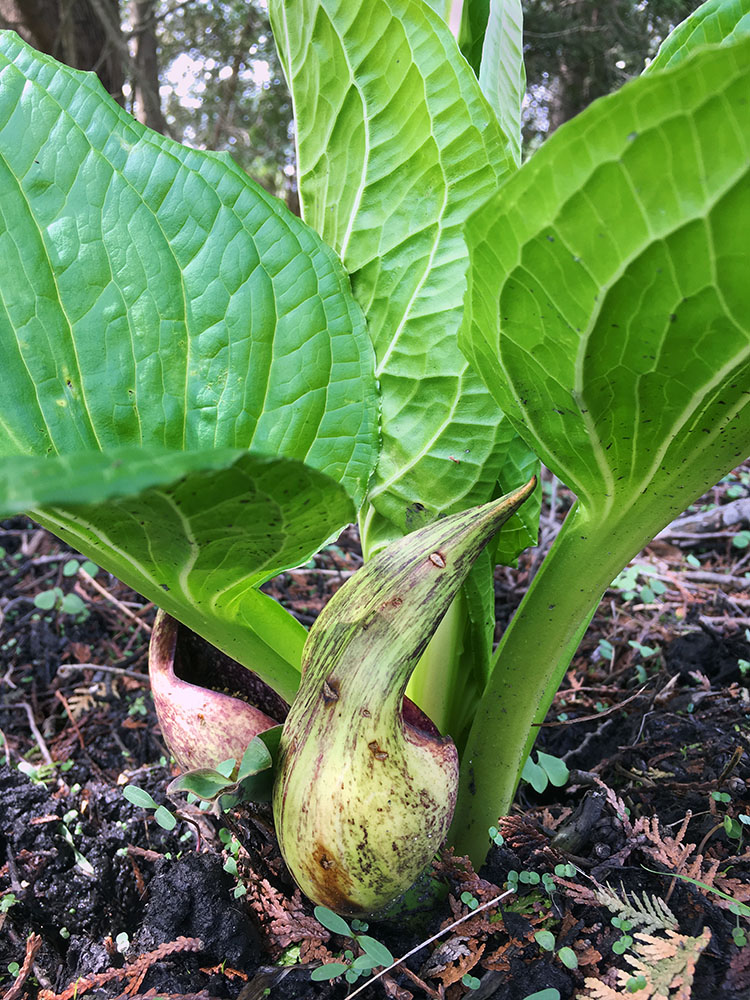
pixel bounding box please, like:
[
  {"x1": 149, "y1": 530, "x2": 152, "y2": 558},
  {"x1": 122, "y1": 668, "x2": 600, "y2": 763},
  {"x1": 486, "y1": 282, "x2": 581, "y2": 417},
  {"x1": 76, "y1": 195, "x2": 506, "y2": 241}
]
[
  {"x1": 0, "y1": 0, "x2": 125, "y2": 103},
  {"x1": 129, "y1": 0, "x2": 166, "y2": 132}
]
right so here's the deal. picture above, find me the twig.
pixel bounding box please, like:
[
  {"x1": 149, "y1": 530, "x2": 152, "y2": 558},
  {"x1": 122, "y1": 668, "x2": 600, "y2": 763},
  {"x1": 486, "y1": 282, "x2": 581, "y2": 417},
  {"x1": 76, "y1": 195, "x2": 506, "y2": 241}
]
[
  {"x1": 683, "y1": 569, "x2": 750, "y2": 587},
  {"x1": 77, "y1": 569, "x2": 152, "y2": 634},
  {"x1": 347, "y1": 888, "x2": 514, "y2": 998},
  {"x1": 7, "y1": 703, "x2": 54, "y2": 765},
  {"x1": 57, "y1": 662, "x2": 150, "y2": 683},
  {"x1": 534, "y1": 684, "x2": 649, "y2": 726},
  {"x1": 54, "y1": 690, "x2": 86, "y2": 749},
  {"x1": 2, "y1": 931, "x2": 42, "y2": 1000}
]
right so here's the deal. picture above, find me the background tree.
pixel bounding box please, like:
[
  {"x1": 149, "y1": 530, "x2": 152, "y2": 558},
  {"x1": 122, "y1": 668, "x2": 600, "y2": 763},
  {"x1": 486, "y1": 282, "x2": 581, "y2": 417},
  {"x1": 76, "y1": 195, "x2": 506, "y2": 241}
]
[
  {"x1": 522, "y1": 0, "x2": 703, "y2": 147},
  {"x1": 0, "y1": 1, "x2": 708, "y2": 203}
]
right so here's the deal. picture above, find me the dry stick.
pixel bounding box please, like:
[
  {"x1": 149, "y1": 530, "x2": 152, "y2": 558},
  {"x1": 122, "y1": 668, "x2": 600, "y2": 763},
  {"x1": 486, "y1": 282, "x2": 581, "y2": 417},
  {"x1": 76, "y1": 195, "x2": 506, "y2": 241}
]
[
  {"x1": 54, "y1": 689, "x2": 86, "y2": 749},
  {"x1": 57, "y1": 662, "x2": 150, "y2": 683},
  {"x1": 77, "y1": 569, "x2": 152, "y2": 634},
  {"x1": 347, "y1": 887, "x2": 515, "y2": 999},
  {"x1": 7, "y1": 703, "x2": 54, "y2": 765},
  {"x1": 533, "y1": 684, "x2": 649, "y2": 727}
]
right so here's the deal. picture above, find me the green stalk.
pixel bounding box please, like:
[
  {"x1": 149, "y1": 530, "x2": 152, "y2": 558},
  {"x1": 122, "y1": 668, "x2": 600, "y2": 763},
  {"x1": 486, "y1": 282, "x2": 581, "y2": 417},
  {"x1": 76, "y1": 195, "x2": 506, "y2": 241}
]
[
  {"x1": 405, "y1": 590, "x2": 466, "y2": 736},
  {"x1": 32, "y1": 508, "x2": 305, "y2": 703},
  {"x1": 450, "y1": 501, "x2": 650, "y2": 865}
]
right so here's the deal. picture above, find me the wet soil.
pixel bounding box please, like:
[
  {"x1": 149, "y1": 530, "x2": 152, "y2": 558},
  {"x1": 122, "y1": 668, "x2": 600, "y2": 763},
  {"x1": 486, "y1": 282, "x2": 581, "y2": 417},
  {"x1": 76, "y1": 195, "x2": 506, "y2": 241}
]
[{"x1": 2, "y1": 471, "x2": 750, "y2": 1000}]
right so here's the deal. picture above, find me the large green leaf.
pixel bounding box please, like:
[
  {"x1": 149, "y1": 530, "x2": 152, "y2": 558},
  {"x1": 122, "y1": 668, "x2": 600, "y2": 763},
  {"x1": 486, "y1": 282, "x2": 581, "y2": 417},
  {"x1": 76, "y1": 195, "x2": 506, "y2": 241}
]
[
  {"x1": 473, "y1": 0, "x2": 525, "y2": 167},
  {"x1": 461, "y1": 36, "x2": 750, "y2": 529},
  {"x1": 270, "y1": 0, "x2": 534, "y2": 560},
  {"x1": 646, "y1": 0, "x2": 750, "y2": 74},
  {"x1": 0, "y1": 33, "x2": 379, "y2": 697},
  {"x1": 454, "y1": 37, "x2": 750, "y2": 859},
  {"x1": 458, "y1": 0, "x2": 491, "y2": 73}
]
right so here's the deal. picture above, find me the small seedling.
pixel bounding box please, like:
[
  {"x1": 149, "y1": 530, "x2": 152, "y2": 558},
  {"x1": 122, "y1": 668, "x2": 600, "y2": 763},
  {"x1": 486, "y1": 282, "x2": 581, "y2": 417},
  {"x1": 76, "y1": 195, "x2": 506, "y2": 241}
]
[
  {"x1": 628, "y1": 640, "x2": 659, "y2": 659},
  {"x1": 122, "y1": 784, "x2": 177, "y2": 830},
  {"x1": 534, "y1": 929, "x2": 556, "y2": 951},
  {"x1": 596, "y1": 638, "x2": 615, "y2": 660},
  {"x1": 460, "y1": 891, "x2": 479, "y2": 910},
  {"x1": 521, "y1": 751, "x2": 569, "y2": 794},
  {"x1": 611, "y1": 916, "x2": 634, "y2": 954},
  {"x1": 220, "y1": 830, "x2": 247, "y2": 897},
  {"x1": 167, "y1": 730, "x2": 281, "y2": 806},
  {"x1": 611, "y1": 565, "x2": 667, "y2": 605},
  {"x1": 488, "y1": 825, "x2": 504, "y2": 847},
  {"x1": 33, "y1": 587, "x2": 88, "y2": 618},
  {"x1": 62, "y1": 558, "x2": 99, "y2": 577},
  {"x1": 626, "y1": 975, "x2": 647, "y2": 992},
  {"x1": 311, "y1": 905, "x2": 394, "y2": 984},
  {"x1": 462, "y1": 972, "x2": 481, "y2": 989},
  {"x1": 533, "y1": 929, "x2": 578, "y2": 969},
  {"x1": 0, "y1": 893, "x2": 18, "y2": 913},
  {"x1": 127, "y1": 695, "x2": 148, "y2": 717}
]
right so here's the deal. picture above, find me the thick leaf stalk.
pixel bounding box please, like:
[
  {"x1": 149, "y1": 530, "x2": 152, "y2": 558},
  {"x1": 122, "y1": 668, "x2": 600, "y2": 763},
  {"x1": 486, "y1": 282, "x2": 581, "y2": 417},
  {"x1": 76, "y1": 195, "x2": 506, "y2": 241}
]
[
  {"x1": 149, "y1": 611, "x2": 280, "y2": 771},
  {"x1": 273, "y1": 479, "x2": 535, "y2": 915}
]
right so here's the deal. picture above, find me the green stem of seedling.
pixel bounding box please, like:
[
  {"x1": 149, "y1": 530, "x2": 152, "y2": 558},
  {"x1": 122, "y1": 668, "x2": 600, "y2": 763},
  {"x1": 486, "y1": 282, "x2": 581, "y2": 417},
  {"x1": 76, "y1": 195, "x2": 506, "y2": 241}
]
[{"x1": 450, "y1": 501, "x2": 647, "y2": 865}]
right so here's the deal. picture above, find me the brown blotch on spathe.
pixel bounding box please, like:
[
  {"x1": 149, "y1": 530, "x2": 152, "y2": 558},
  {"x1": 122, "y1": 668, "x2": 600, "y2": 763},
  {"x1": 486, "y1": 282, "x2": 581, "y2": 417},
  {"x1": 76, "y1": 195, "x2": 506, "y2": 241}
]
[
  {"x1": 322, "y1": 678, "x2": 339, "y2": 703},
  {"x1": 428, "y1": 551, "x2": 446, "y2": 568},
  {"x1": 368, "y1": 740, "x2": 389, "y2": 761}
]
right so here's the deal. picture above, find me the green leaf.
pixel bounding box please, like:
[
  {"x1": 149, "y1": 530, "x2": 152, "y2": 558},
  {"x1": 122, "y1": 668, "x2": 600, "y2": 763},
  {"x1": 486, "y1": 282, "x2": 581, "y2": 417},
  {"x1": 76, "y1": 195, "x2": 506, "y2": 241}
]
[
  {"x1": 313, "y1": 905, "x2": 352, "y2": 938},
  {"x1": 60, "y1": 592, "x2": 86, "y2": 616},
  {"x1": 458, "y1": 0, "x2": 491, "y2": 73},
  {"x1": 461, "y1": 38, "x2": 750, "y2": 541},
  {"x1": 646, "y1": 0, "x2": 750, "y2": 75},
  {"x1": 357, "y1": 935, "x2": 394, "y2": 967},
  {"x1": 310, "y1": 962, "x2": 347, "y2": 981},
  {"x1": 153, "y1": 805, "x2": 177, "y2": 830},
  {"x1": 122, "y1": 785, "x2": 158, "y2": 810},
  {"x1": 0, "y1": 34, "x2": 379, "y2": 699},
  {"x1": 34, "y1": 589, "x2": 60, "y2": 611},
  {"x1": 237, "y1": 736, "x2": 273, "y2": 781},
  {"x1": 256, "y1": 724, "x2": 284, "y2": 764},
  {"x1": 167, "y1": 767, "x2": 236, "y2": 801},
  {"x1": 537, "y1": 751, "x2": 569, "y2": 787},
  {"x1": 477, "y1": 0, "x2": 525, "y2": 168},
  {"x1": 270, "y1": 0, "x2": 533, "y2": 558},
  {"x1": 24, "y1": 451, "x2": 351, "y2": 700},
  {"x1": 557, "y1": 946, "x2": 578, "y2": 970},
  {"x1": 521, "y1": 755, "x2": 547, "y2": 794},
  {"x1": 534, "y1": 929, "x2": 556, "y2": 951}
]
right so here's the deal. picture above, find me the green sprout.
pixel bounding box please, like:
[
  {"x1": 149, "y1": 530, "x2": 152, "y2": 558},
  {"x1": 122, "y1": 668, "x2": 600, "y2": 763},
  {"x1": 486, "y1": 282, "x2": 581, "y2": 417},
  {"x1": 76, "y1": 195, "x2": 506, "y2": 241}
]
[{"x1": 310, "y1": 906, "x2": 394, "y2": 985}]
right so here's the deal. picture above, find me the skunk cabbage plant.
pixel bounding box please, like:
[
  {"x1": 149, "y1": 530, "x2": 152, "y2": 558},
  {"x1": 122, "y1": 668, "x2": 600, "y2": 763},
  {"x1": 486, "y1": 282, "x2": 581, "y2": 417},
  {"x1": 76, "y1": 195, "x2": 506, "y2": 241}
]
[
  {"x1": 1, "y1": 0, "x2": 749, "y2": 914},
  {"x1": 274, "y1": 482, "x2": 533, "y2": 914}
]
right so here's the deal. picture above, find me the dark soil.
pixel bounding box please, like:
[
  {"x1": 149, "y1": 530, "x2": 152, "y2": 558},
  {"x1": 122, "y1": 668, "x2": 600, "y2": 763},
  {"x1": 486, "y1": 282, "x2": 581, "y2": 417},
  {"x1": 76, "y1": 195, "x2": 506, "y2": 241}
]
[{"x1": 2, "y1": 469, "x2": 750, "y2": 1000}]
